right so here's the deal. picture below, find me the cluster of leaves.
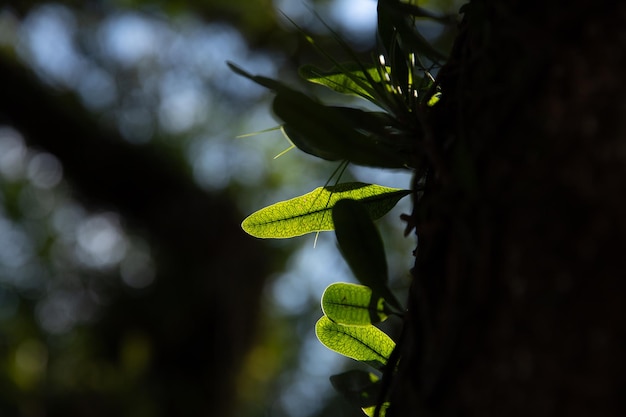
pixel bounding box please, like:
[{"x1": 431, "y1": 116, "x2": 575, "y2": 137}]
[
  {"x1": 233, "y1": 0, "x2": 455, "y2": 415},
  {"x1": 317, "y1": 199, "x2": 402, "y2": 417}
]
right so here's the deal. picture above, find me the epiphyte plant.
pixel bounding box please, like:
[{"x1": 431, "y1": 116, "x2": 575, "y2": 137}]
[{"x1": 233, "y1": 0, "x2": 454, "y2": 415}]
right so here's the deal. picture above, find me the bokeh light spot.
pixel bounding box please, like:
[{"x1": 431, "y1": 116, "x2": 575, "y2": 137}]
[
  {"x1": 12, "y1": 339, "x2": 48, "y2": 389},
  {"x1": 0, "y1": 218, "x2": 34, "y2": 269},
  {"x1": 18, "y1": 4, "x2": 84, "y2": 87},
  {"x1": 120, "y1": 243, "x2": 156, "y2": 289},
  {"x1": 26, "y1": 152, "x2": 63, "y2": 189},
  {"x1": 0, "y1": 126, "x2": 27, "y2": 181},
  {"x1": 75, "y1": 213, "x2": 128, "y2": 269},
  {"x1": 99, "y1": 13, "x2": 162, "y2": 67}
]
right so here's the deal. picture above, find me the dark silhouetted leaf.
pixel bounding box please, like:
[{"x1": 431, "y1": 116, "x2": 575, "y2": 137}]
[
  {"x1": 229, "y1": 62, "x2": 413, "y2": 168},
  {"x1": 330, "y1": 370, "x2": 382, "y2": 408},
  {"x1": 332, "y1": 199, "x2": 402, "y2": 309}
]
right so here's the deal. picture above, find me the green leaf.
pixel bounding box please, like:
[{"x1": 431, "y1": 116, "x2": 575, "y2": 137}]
[
  {"x1": 286, "y1": 15, "x2": 401, "y2": 114},
  {"x1": 315, "y1": 316, "x2": 395, "y2": 370},
  {"x1": 363, "y1": 402, "x2": 390, "y2": 417},
  {"x1": 229, "y1": 62, "x2": 412, "y2": 168},
  {"x1": 332, "y1": 200, "x2": 387, "y2": 285},
  {"x1": 299, "y1": 63, "x2": 385, "y2": 100},
  {"x1": 332, "y1": 199, "x2": 402, "y2": 310},
  {"x1": 322, "y1": 282, "x2": 388, "y2": 326},
  {"x1": 329, "y1": 370, "x2": 381, "y2": 408},
  {"x1": 241, "y1": 182, "x2": 410, "y2": 239},
  {"x1": 427, "y1": 91, "x2": 442, "y2": 107},
  {"x1": 273, "y1": 94, "x2": 409, "y2": 168}
]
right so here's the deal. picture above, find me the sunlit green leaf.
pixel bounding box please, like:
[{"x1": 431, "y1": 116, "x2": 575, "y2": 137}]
[
  {"x1": 330, "y1": 370, "x2": 381, "y2": 408},
  {"x1": 363, "y1": 402, "x2": 390, "y2": 417},
  {"x1": 299, "y1": 63, "x2": 385, "y2": 100},
  {"x1": 241, "y1": 182, "x2": 409, "y2": 239},
  {"x1": 286, "y1": 14, "x2": 401, "y2": 114},
  {"x1": 427, "y1": 91, "x2": 442, "y2": 107},
  {"x1": 322, "y1": 282, "x2": 388, "y2": 326},
  {"x1": 332, "y1": 199, "x2": 402, "y2": 310},
  {"x1": 315, "y1": 316, "x2": 395, "y2": 370}
]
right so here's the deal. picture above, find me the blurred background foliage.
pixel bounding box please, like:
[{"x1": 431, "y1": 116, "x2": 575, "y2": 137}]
[{"x1": 0, "y1": 1, "x2": 461, "y2": 416}]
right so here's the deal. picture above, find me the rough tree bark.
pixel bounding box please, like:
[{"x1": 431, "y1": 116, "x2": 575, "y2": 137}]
[{"x1": 393, "y1": 1, "x2": 626, "y2": 416}]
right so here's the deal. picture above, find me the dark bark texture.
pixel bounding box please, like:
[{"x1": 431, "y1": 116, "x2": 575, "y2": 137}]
[{"x1": 393, "y1": 1, "x2": 626, "y2": 416}]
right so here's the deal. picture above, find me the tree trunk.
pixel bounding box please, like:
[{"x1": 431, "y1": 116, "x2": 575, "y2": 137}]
[{"x1": 393, "y1": 1, "x2": 626, "y2": 416}]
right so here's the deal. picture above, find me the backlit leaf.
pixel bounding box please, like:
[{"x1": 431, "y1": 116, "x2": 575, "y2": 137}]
[
  {"x1": 363, "y1": 402, "x2": 390, "y2": 417},
  {"x1": 315, "y1": 316, "x2": 395, "y2": 370},
  {"x1": 241, "y1": 182, "x2": 409, "y2": 239},
  {"x1": 427, "y1": 91, "x2": 441, "y2": 107},
  {"x1": 322, "y1": 282, "x2": 388, "y2": 326},
  {"x1": 299, "y1": 63, "x2": 385, "y2": 100}
]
